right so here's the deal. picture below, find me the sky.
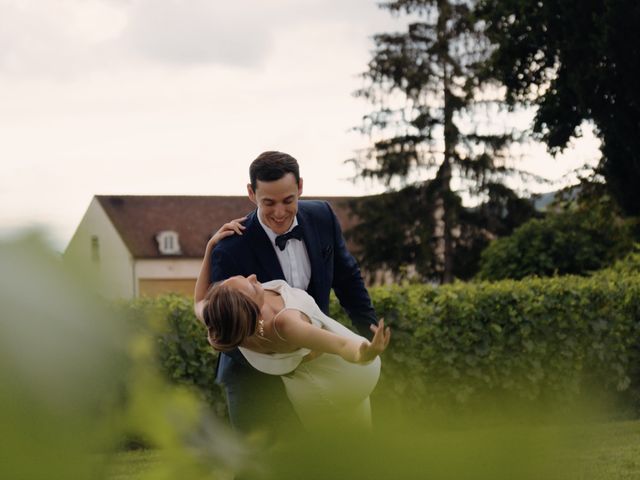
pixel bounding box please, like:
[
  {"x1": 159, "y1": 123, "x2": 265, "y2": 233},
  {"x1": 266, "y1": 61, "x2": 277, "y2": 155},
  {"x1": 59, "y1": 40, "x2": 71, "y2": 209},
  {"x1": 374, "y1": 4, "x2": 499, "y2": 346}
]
[{"x1": 0, "y1": 0, "x2": 601, "y2": 251}]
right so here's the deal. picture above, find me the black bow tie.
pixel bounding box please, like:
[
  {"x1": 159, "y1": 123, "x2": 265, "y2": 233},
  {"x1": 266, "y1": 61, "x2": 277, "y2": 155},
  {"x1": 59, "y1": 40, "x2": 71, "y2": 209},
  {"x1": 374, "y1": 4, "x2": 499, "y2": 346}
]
[{"x1": 275, "y1": 225, "x2": 304, "y2": 251}]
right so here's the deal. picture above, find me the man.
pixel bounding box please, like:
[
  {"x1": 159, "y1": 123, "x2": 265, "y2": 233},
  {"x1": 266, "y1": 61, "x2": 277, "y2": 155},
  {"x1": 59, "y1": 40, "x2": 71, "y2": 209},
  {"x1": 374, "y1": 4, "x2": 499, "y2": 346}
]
[{"x1": 210, "y1": 151, "x2": 377, "y2": 434}]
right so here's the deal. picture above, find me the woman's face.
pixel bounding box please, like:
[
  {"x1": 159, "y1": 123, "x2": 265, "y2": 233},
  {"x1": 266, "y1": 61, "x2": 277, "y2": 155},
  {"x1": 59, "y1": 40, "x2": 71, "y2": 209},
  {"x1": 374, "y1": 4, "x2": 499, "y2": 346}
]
[{"x1": 224, "y1": 274, "x2": 265, "y2": 307}]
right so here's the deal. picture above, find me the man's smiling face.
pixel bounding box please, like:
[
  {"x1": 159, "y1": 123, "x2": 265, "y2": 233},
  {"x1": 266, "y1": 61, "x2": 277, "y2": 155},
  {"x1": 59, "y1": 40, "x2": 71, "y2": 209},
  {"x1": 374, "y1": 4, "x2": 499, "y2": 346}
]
[{"x1": 248, "y1": 172, "x2": 303, "y2": 235}]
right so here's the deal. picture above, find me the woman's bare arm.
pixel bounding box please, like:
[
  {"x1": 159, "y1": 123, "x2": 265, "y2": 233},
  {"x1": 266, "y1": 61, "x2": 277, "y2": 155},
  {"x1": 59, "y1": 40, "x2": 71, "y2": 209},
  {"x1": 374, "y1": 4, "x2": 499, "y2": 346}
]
[
  {"x1": 274, "y1": 312, "x2": 390, "y2": 364},
  {"x1": 194, "y1": 217, "x2": 246, "y2": 324}
]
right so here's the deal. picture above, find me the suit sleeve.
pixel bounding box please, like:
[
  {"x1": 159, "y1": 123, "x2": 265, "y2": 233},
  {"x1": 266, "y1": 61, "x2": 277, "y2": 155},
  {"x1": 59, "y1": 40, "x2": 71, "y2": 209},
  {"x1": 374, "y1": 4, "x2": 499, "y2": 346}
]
[
  {"x1": 325, "y1": 202, "x2": 378, "y2": 339},
  {"x1": 210, "y1": 244, "x2": 240, "y2": 283}
]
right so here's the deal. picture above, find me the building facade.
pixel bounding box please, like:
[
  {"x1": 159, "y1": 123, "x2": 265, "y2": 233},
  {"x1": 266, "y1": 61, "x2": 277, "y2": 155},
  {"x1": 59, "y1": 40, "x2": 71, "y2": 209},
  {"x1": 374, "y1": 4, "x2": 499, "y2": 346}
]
[{"x1": 65, "y1": 195, "x2": 357, "y2": 299}]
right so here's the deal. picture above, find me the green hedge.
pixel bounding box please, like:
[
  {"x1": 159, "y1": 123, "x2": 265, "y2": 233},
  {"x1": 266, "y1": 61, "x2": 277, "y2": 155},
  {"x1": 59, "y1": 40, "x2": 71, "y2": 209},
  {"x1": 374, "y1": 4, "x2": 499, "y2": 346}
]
[
  {"x1": 123, "y1": 295, "x2": 227, "y2": 418},
  {"x1": 125, "y1": 270, "x2": 640, "y2": 419},
  {"x1": 341, "y1": 272, "x2": 640, "y2": 415},
  {"x1": 608, "y1": 245, "x2": 640, "y2": 275}
]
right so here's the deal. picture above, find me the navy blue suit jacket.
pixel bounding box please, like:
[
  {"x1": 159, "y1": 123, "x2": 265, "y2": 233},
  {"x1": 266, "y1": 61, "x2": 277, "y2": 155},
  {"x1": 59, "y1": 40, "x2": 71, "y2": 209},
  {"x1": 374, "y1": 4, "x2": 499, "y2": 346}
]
[{"x1": 210, "y1": 200, "x2": 377, "y2": 383}]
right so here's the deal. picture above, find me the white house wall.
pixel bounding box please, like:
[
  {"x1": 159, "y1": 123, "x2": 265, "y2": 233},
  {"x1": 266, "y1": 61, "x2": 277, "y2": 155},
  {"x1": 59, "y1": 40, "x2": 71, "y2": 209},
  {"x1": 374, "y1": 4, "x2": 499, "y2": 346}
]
[{"x1": 64, "y1": 198, "x2": 135, "y2": 299}]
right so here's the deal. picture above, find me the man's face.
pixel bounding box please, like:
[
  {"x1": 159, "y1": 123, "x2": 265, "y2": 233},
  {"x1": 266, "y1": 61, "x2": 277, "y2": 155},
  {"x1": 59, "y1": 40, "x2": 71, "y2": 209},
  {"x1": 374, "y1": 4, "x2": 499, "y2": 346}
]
[{"x1": 248, "y1": 173, "x2": 303, "y2": 235}]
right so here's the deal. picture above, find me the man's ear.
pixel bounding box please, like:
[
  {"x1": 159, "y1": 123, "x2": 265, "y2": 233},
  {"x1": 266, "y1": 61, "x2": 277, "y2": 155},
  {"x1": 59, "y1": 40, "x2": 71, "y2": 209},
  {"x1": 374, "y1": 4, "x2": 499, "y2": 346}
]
[
  {"x1": 298, "y1": 178, "x2": 303, "y2": 197},
  {"x1": 247, "y1": 183, "x2": 257, "y2": 204}
]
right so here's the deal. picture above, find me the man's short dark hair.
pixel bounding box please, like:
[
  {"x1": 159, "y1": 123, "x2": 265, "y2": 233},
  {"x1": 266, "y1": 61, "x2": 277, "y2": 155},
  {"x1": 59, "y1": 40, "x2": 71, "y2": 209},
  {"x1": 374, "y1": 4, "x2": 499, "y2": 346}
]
[{"x1": 249, "y1": 151, "x2": 300, "y2": 190}]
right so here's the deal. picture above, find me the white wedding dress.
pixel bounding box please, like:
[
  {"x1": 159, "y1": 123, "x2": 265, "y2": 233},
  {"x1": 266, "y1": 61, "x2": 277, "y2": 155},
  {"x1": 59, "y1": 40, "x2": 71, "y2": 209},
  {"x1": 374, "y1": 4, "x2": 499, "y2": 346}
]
[{"x1": 239, "y1": 280, "x2": 381, "y2": 431}]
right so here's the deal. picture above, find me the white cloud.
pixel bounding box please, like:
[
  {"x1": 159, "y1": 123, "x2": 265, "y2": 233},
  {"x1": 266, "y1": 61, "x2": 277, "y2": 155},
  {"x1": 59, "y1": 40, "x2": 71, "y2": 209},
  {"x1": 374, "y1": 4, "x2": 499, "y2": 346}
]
[
  {"x1": 114, "y1": 0, "x2": 397, "y2": 68},
  {"x1": 0, "y1": 0, "x2": 399, "y2": 76},
  {"x1": 0, "y1": 0, "x2": 127, "y2": 76},
  {"x1": 118, "y1": 0, "x2": 273, "y2": 67}
]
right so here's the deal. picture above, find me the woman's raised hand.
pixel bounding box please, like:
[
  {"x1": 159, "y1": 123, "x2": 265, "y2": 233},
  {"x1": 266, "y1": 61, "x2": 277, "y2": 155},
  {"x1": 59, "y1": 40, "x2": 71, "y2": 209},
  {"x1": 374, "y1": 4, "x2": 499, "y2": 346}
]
[
  {"x1": 208, "y1": 216, "x2": 247, "y2": 249},
  {"x1": 357, "y1": 318, "x2": 391, "y2": 363}
]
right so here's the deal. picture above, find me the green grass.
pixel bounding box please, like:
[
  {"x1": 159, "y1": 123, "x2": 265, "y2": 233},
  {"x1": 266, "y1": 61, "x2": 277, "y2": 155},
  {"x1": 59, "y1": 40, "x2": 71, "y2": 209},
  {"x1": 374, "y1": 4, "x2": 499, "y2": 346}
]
[
  {"x1": 564, "y1": 420, "x2": 640, "y2": 479},
  {"x1": 105, "y1": 450, "x2": 163, "y2": 480},
  {"x1": 106, "y1": 420, "x2": 640, "y2": 480}
]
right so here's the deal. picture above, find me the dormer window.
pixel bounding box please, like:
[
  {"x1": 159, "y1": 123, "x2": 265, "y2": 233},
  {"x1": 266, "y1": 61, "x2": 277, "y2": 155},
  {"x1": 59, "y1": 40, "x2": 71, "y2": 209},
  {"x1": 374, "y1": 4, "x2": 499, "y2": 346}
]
[{"x1": 156, "y1": 230, "x2": 181, "y2": 255}]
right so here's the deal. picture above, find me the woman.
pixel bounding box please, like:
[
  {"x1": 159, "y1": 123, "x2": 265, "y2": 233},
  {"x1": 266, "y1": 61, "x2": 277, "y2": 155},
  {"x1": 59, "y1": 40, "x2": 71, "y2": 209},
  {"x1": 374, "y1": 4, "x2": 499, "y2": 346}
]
[{"x1": 194, "y1": 218, "x2": 390, "y2": 431}]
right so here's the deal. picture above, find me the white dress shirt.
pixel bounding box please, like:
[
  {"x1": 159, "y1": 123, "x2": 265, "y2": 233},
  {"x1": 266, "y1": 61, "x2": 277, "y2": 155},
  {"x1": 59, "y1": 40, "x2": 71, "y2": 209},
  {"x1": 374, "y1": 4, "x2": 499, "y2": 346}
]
[{"x1": 257, "y1": 210, "x2": 312, "y2": 290}]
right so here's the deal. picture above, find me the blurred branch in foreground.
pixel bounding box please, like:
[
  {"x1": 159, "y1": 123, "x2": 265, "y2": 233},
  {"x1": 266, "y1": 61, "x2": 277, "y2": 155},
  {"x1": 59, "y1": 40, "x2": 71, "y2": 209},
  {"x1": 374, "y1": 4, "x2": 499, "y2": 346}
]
[{"x1": 0, "y1": 233, "x2": 248, "y2": 480}]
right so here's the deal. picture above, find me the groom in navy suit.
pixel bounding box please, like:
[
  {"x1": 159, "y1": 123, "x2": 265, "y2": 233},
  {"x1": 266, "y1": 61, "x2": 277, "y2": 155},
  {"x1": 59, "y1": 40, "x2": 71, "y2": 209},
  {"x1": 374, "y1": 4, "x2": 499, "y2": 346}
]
[{"x1": 210, "y1": 151, "x2": 378, "y2": 434}]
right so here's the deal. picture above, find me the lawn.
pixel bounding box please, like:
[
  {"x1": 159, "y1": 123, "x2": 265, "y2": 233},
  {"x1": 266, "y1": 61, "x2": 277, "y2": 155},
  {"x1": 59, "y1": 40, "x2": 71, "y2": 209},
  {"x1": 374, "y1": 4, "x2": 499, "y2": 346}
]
[
  {"x1": 565, "y1": 420, "x2": 640, "y2": 479},
  {"x1": 105, "y1": 450, "x2": 164, "y2": 480},
  {"x1": 106, "y1": 420, "x2": 640, "y2": 480}
]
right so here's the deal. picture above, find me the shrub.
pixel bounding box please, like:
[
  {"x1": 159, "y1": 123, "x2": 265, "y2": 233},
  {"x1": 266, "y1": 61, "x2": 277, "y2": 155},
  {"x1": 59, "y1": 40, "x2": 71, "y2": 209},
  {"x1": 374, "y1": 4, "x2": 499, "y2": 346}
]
[{"x1": 476, "y1": 205, "x2": 635, "y2": 281}]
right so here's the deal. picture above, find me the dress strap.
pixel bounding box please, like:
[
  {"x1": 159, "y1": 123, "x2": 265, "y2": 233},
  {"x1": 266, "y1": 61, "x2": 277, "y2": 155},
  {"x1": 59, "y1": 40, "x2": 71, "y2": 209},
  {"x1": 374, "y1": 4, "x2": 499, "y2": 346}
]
[
  {"x1": 272, "y1": 307, "x2": 294, "y2": 342},
  {"x1": 272, "y1": 307, "x2": 316, "y2": 342}
]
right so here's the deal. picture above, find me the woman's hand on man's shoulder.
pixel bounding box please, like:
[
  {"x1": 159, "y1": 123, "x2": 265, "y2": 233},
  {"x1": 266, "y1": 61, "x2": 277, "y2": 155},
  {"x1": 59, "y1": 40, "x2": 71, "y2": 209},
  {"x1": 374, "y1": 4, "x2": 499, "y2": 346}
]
[{"x1": 208, "y1": 216, "x2": 247, "y2": 249}]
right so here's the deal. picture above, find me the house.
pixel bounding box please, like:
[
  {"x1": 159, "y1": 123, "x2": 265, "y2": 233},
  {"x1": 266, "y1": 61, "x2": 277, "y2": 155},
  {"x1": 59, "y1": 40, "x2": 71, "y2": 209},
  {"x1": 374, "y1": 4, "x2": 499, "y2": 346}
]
[{"x1": 64, "y1": 195, "x2": 357, "y2": 299}]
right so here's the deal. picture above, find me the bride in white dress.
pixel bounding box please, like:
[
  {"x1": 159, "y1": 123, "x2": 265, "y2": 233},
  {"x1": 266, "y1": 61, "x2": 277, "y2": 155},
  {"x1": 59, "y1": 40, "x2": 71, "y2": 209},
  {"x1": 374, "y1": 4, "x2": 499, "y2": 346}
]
[{"x1": 194, "y1": 218, "x2": 390, "y2": 431}]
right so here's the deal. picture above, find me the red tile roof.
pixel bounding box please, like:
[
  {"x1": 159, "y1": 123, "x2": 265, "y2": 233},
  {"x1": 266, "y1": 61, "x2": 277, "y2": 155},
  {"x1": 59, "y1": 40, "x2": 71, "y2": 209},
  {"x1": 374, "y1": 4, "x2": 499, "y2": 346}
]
[{"x1": 96, "y1": 195, "x2": 358, "y2": 259}]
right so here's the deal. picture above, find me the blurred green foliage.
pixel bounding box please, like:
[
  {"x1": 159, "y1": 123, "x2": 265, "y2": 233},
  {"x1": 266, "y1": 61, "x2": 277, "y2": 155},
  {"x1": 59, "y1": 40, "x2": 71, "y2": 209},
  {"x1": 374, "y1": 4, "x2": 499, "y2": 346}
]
[
  {"x1": 0, "y1": 235, "x2": 127, "y2": 479},
  {"x1": 112, "y1": 419, "x2": 640, "y2": 480},
  {"x1": 0, "y1": 234, "x2": 248, "y2": 480}
]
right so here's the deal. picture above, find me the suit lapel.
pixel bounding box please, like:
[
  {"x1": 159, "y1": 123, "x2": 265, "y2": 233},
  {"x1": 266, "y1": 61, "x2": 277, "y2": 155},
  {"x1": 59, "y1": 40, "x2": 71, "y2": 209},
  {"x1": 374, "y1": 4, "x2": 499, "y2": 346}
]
[
  {"x1": 297, "y1": 206, "x2": 324, "y2": 297},
  {"x1": 245, "y1": 211, "x2": 285, "y2": 281}
]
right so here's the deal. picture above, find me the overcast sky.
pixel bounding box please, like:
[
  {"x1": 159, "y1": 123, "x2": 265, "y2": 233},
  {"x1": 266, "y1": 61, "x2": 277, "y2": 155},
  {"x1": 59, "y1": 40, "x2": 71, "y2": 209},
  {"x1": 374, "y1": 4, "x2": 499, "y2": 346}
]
[{"x1": 0, "y1": 0, "x2": 601, "y2": 251}]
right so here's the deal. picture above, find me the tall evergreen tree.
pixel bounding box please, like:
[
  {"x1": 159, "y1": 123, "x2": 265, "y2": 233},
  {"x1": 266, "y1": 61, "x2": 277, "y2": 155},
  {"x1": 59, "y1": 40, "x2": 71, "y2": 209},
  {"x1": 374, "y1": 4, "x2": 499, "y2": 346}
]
[{"x1": 350, "y1": 0, "x2": 533, "y2": 283}]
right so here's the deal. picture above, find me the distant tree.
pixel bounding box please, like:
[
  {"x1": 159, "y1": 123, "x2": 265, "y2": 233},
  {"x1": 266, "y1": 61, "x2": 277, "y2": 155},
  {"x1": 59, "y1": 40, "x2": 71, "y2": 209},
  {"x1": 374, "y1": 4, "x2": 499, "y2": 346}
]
[
  {"x1": 451, "y1": 182, "x2": 541, "y2": 278},
  {"x1": 349, "y1": 0, "x2": 534, "y2": 283},
  {"x1": 347, "y1": 181, "x2": 538, "y2": 281},
  {"x1": 476, "y1": 196, "x2": 637, "y2": 281},
  {"x1": 477, "y1": 0, "x2": 640, "y2": 216}
]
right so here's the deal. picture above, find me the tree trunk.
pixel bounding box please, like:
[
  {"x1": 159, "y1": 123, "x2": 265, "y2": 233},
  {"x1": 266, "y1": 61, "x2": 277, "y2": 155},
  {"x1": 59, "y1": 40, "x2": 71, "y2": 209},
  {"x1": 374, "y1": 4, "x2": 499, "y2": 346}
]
[{"x1": 439, "y1": 0, "x2": 455, "y2": 284}]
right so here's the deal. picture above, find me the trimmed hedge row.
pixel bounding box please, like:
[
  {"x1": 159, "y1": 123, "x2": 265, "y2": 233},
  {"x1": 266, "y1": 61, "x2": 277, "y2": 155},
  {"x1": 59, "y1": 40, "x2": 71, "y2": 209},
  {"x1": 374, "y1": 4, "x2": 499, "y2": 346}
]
[
  {"x1": 334, "y1": 271, "x2": 640, "y2": 414},
  {"x1": 126, "y1": 270, "x2": 640, "y2": 418}
]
